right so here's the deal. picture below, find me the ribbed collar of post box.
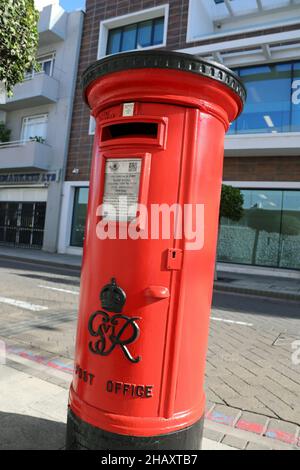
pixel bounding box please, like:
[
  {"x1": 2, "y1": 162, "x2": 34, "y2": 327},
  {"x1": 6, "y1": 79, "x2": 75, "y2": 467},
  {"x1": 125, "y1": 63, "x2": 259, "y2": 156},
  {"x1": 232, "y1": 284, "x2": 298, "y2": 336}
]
[{"x1": 82, "y1": 50, "x2": 246, "y2": 107}]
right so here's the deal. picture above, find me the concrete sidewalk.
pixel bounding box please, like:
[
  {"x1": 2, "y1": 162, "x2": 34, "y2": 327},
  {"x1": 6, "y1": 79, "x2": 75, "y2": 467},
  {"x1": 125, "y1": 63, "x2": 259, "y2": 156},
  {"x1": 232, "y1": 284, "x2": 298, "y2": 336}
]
[
  {"x1": 0, "y1": 360, "x2": 234, "y2": 450},
  {"x1": 1, "y1": 343, "x2": 299, "y2": 450},
  {"x1": 215, "y1": 270, "x2": 300, "y2": 301},
  {"x1": 0, "y1": 246, "x2": 82, "y2": 270}
]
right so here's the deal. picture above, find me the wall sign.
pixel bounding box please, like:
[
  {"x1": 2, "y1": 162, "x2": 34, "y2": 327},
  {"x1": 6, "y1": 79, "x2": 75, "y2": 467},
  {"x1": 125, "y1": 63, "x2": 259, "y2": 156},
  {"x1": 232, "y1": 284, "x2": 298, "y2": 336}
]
[{"x1": 0, "y1": 172, "x2": 59, "y2": 185}]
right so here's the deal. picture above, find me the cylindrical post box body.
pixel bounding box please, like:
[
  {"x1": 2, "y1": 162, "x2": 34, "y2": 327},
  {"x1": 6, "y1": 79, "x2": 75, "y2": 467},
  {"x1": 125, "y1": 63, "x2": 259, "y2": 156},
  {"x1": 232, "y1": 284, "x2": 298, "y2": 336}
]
[{"x1": 66, "y1": 51, "x2": 245, "y2": 450}]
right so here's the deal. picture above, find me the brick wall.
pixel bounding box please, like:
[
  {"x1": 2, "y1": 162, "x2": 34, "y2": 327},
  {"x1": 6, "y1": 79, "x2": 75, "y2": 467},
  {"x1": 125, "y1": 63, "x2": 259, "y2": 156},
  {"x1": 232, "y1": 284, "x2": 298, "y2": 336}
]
[
  {"x1": 224, "y1": 157, "x2": 300, "y2": 182},
  {"x1": 66, "y1": 0, "x2": 189, "y2": 182},
  {"x1": 65, "y1": 0, "x2": 300, "y2": 182}
]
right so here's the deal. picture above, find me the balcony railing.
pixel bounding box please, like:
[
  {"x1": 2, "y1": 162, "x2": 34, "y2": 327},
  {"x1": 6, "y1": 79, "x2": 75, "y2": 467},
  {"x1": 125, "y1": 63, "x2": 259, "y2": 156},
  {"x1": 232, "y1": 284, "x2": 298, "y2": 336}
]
[{"x1": 0, "y1": 140, "x2": 52, "y2": 171}]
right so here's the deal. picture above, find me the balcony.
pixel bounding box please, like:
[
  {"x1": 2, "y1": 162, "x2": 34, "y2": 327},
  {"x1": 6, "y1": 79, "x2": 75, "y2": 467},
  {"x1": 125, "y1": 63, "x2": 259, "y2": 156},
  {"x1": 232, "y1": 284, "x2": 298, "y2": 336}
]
[
  {"x1": 38, "y1": 3, "x2": 67, "y2": 46},
  {"x1": 0, "y1": 73, "x2": 59, "y2": 111},
  {"x1": 0, "y1": 140, "x2": 52, "y2": 171}
]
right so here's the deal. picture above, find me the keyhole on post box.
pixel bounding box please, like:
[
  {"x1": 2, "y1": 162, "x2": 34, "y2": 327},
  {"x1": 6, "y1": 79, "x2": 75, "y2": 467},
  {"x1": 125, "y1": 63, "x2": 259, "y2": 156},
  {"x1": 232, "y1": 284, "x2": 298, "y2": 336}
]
[{"x1": 167, "y1": 248, "x2": 183, "y2": 271}]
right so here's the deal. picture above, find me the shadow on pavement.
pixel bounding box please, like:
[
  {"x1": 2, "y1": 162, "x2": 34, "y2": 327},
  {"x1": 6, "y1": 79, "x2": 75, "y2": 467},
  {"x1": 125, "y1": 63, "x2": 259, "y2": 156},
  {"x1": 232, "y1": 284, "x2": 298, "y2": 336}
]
[
  {"x1": 0, "y1": 258, "x2": 80, "y2": 278},
  {"x1": 15, "y1": 273, "x2": 80, "y2": 287},
  {"x1": 212, "y1": 291, "x2": 300, "y2": 320},
  {"x1": 0, "y1": 411, "x2": 66, "y2": 450}
]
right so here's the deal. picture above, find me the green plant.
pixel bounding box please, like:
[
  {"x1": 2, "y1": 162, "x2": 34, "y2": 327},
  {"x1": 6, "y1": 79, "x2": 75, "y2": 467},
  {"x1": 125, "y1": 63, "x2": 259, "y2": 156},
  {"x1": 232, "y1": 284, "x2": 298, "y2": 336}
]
[
  {"x1": 0, "y1": 0, "x2": 39, "y2": 96},
  {"x1": 220, "y1": 184, "x2": 244, "y2": 222},
  {"x1": 0, "y1": 121, "x2": 11, "y2": 143},
  {"x1": 29, "y1": 136, "x2": 45, "y2": 143}
]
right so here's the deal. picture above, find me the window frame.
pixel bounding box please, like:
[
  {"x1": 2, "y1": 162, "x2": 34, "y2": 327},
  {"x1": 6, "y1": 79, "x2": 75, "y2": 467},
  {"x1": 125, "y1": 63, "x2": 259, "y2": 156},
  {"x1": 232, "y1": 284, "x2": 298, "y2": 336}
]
[
  {"x1": 21, "y1": 113, "x2": 48, "y2": 143},
  {"x1": 97, "y1": 5, "x2": 169, "y2": 59},
  {"x1": 218, "y1": 186, "x2": 300, "y2": 270},
  {"x1": 106, "y1": 16, "x2": 165, "y2": 55},
  {"x1": 25, "y1": 52, "x2": 56, "y2": 80}
]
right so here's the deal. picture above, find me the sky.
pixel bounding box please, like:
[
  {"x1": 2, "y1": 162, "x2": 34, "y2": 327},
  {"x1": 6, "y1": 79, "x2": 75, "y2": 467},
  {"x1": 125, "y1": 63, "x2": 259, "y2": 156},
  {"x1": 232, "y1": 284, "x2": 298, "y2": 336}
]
[{"x1": 59, "y1": 0, "x2": 86, "y2": 11}]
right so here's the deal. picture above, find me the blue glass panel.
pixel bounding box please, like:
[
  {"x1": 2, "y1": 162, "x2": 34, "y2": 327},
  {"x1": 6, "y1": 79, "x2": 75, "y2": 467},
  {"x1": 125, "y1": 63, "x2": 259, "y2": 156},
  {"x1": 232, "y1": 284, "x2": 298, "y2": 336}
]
[
  {"x1": 106, "y1": 28, "x2": 122, "y2": 55},
  {"x1": 137, "y1": 20, "x2": 152, "y2": 48},
  {"x1": 42, "y1": 60, "x2": 52, "y2": 76},
  {"x1": 153, "y1": 17, "x2": 164, "y2": 45},
  {"x1": 121, "y1": 24, "x2": 137, "y2": 52},
  {"x1": 237, "y1": 63, "x2": 292, "y2": 134},
  {"x1": 291, "y1": 62, "x2": 300, "y2": 132}
]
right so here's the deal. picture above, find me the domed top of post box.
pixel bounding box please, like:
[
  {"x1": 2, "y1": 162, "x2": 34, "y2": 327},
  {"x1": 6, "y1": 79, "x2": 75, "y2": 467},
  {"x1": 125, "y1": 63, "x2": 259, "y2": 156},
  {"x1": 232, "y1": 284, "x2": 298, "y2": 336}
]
[{"x1": 82, "y1": 50, "x2": 246, "y2": 123}]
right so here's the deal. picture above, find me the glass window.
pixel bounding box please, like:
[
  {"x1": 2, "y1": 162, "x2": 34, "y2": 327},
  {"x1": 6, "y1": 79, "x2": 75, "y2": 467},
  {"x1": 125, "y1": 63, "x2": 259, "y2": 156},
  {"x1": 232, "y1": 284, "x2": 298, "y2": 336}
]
[
  {"x1": 89, "y1": 116, "x2": 96, "y2": 136},
  {"x1": 137, "y1": 20, "x2": 152, "y2": 48},
  {"x1": 121, "y1": 24, "x2": 137, "y2": 52},
  {"x1": 25, "y1": 53, "x2": 55, "y2": 79},
  {"x1": 106, "y1": 17, "x2": 164, "y2": 55},
  {"x1": 38, "y1": 53, "x2": 55, "y2": 76},
  {"x1": 153, "y1": 17, "x2": 165, "y2": 45},
  {"x1": 218, "y1": 189, "x2": 300, "y2": 270},
  {"x1": 236, "y1": 64, "x2": 292, "y2": 134},
  {"x1": 279, "y1": 191, "x2": 300, "y2": 269},
  {"x1": 70, "y1": 187, "x2": 89, "y2": 247},
  {"x1": 42, "y1": 60, "x2": 52, "y2": 76},
  {"x1": 107, "y1": 29, "x2": 122, "y2": 55},
  {"x1": 230, "y1": 61, "x2": 300, "y2": 134},
  {"x1": 291, "y1": 63, "x2": 300, "y2": 132},
  {"x1": 21, "y1": 114, "x2": 48, "y2": 142}
]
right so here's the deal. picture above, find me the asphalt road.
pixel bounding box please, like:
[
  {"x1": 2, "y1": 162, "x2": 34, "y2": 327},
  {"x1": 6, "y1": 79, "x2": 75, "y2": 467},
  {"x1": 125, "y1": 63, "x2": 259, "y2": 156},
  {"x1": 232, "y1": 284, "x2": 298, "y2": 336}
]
[
  {"x1": 0, "y1": 256, "x2": 299, "y2": 355},
  {"x1": 0, "y1": 257, "x2": 300, "y2": 423},
  {"x1": 0, "y1": 257, "x2": 80, "y2": 359}
]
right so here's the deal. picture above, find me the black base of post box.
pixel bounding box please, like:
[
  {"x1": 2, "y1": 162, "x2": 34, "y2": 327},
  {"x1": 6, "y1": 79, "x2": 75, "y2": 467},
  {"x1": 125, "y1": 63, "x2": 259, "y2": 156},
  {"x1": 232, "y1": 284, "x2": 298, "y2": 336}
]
[{"x1": 66, "y1": 408, "x2": 204, "y2": 450}]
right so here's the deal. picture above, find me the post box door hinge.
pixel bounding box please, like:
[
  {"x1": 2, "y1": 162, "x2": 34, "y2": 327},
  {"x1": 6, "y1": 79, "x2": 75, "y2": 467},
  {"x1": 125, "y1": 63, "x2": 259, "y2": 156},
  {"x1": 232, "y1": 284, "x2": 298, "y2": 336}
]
[{"x1": 167, "y1": 249, "x2": 183, "y2": 271}]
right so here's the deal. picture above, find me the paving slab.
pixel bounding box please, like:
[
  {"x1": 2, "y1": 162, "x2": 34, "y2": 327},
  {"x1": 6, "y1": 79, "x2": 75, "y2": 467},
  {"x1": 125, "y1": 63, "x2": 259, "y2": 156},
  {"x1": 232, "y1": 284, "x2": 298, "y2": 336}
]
[{"x1": 221, "y1": 435, "x2": 247, "y2": 450}]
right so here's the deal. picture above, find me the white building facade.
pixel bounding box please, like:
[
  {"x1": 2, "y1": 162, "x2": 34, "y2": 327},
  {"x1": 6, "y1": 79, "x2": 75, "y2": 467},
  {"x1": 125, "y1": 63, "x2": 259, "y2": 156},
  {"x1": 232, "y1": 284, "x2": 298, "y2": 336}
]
[{"x1": 0, "y1": 0, "x2": 84, "y2": 252}]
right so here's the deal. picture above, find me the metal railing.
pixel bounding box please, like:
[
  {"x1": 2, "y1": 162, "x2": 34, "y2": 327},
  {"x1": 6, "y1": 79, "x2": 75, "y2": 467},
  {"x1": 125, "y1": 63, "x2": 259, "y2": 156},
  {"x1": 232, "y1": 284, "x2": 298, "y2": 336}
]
[
  {"x1": 23, "y1": 70, "x2": 47, "y2": 81},
  {"x1": 0, "y1": 139, "x2": 49, "y2": 149}
]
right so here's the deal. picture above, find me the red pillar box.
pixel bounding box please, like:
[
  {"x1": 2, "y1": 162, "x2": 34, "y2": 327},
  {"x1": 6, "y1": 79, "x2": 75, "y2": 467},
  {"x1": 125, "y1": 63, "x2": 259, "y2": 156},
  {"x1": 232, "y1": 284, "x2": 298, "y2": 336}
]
[{"x1": 66, "y1": 51, "x2": 245, "y2": 450}]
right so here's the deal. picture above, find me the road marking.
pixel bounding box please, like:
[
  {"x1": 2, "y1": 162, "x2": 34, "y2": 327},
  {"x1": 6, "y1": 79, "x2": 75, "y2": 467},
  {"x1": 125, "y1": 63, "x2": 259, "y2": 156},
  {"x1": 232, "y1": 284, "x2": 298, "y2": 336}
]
[
  {"x1": 7, "y1": 346, "x2": 73, "y2": 376},
  {"x1": 0, "y1": 296, "x2": 48, "y2": 312},
  {"x1": 38, "y1": 285, "x2": 79, "y2": 295},
  {"x1": 211, "y1": 316, "x2": 253, "y2": 327}
]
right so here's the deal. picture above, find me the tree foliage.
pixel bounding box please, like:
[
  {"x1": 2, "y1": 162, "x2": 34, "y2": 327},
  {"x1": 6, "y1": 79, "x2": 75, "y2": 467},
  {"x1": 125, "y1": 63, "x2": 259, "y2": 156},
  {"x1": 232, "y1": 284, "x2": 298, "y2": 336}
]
[
  {"x1": 0, "y1": 0, "x2": 39, "y2": 95},
  {"x1": 220, "y1": 184, "x2": 244, "y2": 222}
]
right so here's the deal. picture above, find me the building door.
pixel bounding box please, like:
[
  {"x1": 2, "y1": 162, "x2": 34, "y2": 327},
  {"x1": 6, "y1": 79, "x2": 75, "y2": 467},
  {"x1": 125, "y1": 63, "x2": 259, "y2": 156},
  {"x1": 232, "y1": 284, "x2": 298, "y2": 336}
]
[{"x1": 0, "y1": 202, "x2": 46, "y2": 248}]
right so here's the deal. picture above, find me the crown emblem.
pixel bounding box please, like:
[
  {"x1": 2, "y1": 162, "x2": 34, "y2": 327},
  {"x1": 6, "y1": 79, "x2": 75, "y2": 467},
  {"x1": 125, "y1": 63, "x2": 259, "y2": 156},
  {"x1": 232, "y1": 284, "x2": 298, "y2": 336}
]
[{"x1": 100, "y1": 278, "x2": 126, "y2": 313}]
